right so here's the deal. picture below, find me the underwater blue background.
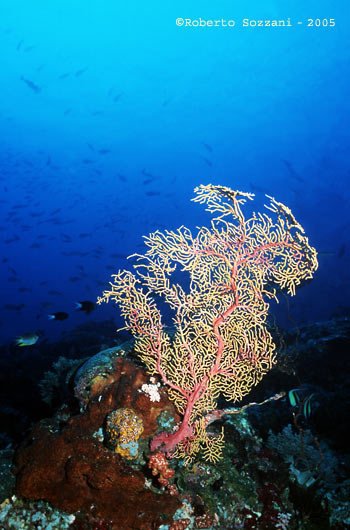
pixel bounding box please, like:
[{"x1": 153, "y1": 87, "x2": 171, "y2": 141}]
[{"x1": 0, "y1": 0, "x2": 349, "y2": 344}]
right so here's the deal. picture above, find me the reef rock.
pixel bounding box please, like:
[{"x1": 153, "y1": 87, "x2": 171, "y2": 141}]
[{"x1": 14, "y1": 355, "x2": 180, "y2": 530}]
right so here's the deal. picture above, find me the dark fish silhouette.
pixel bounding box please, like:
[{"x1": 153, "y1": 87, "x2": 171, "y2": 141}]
[
  {"x1": 142, "y1": 169, "x2": 154, "y2": 178},
  {"x1": 48, "y1": 312, "x2": 69, "y2": 321},
  {"x1": 201, "y1": 141, "x2": 213, "y2": 152},
  {"x1": 76, "y1": 300, "x2": 95, "y2": 314},
  {"x1": 21, "y1": 76, "x2": 41, "y2": 93},
  {"x1": 75, "y1": 68, "x2": 87, "y2": 77},
  {"x1": 4, "y1": 235, "x2": 20, "y2": 243},
  {"x1": 282, "y1": 159, "x2": 304, "y2": 183},
  {"x1": 4, "y1": 304, "x2": 25, "y2": 311},
  {"x1": 30, "y1": 211, "x2": 45, "y2": 217},
  {"x1": 201, "y1": 156, "x2": 212, "y2": 167}
]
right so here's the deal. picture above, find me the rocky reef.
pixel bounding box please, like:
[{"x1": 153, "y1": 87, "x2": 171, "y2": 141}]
[{"x1": 0, "y1": 317, "x2": 349, "y2": 529}]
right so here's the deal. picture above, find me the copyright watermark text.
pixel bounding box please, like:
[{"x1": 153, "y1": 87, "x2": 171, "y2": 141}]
[
  {"x1": 176, "y1": 17, "x2": 336, "y2": 28},
  {"x1": 176, "y1": 18, "x2": 235, "y2": 27}
]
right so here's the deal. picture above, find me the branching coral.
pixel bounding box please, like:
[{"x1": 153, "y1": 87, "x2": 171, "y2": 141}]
[{"x1": 98, "y1": 184, "x2": 318, "y2": 463}]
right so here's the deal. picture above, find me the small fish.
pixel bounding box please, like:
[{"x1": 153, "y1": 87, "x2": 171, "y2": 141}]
[
  {"x1": 303, "y1": 394, "x2": 314, "y2": 419},
  {"x1": 282, "y1": 160, "x2": 304, "y2": 183},
  {"x1": 288, "y1": 389, "x2": 315, "y2": 419},
  {"x1": 48, "y1": 312, "x2": 69, "y2": 321},
  {"x1": 4, "y1": 304, "x2": 25, "y2": 311},
  {"x1": 75, "y1": 68, "x2": 87, "y2": 77},
  {"x1": 142, "y1": 169, "x2": 154, "y2": 178},
  {"x1": 21, "y1": 76, "x2": 41, "y2": 93},
  {"x1": 288, "y1": 389, "x2": 301, "y2": 407},
  {"x1": 15, "y1": 332, "x2": 40, "y2": 347},
  {"x1": 30, "y1": 211, "x2": 45, "y2": 217},
  {"x1": 200, "y1": 156, "x2": 212, "y2": 167},
  {"x1": 4, "y1": 235, "x2": 20, "y2": 243},
  {"x1": 201, "y1": 141, "x2": 213, "y2": 152},
  {"x1": 76, "y1": 300, "x2": 95, "y2": 314},
  {"x1": 98, "y1": 149, "x2": 111, "y2": 155}
]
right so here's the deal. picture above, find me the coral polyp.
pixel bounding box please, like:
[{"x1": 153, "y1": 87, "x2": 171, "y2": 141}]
[{"x1": 105, "y1": 408, "x2": 144, "y2": 460}]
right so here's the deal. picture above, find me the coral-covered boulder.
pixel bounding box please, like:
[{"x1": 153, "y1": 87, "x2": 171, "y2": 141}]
[{"x1": 14, "y1": 356, "x2": 180, "y2": 530}]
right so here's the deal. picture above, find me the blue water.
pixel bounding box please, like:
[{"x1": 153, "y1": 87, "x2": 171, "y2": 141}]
[{"x1": 0, "y1": 0, "x2": 349, "y2": 344}]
